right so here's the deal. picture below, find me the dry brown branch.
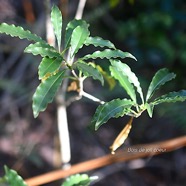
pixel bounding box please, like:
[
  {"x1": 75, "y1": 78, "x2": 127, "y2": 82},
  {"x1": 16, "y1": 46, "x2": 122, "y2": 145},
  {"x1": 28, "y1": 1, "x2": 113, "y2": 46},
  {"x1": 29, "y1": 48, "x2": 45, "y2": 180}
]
[
  {"x1": 25, "y1": 135, "x2": 186, "y2": 186},
  {"x1": 22, "y1": 0, "x2": 35, "y2": 24}
]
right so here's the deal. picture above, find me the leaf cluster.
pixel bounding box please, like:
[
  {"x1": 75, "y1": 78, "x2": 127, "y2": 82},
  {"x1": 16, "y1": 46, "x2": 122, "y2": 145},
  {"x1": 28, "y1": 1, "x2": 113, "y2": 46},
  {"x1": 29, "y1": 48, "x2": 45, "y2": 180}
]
[
  {"x1": 0, "y1": 166, "x2": 27, "y2": 186},
  {"x1": 92, "y1": 61, "x2": 186, "y2": 130},
  {"x1": 0, "y1": 5, "x2": 186, "y2": 154},
  {"x1": 0, "y1": 5, "x2": 135, "y2": 118},
  {"x1": 91, "y1": 60, "x2": 186, "y2": 153},
  {"x1": 62, "y1": 174, "x2": 97, "y2": 186}
]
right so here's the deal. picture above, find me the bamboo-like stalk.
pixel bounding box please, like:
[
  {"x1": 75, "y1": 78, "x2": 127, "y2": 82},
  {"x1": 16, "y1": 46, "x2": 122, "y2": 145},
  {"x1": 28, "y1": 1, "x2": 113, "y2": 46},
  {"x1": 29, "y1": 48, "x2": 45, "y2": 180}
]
[
  {"x1": 25, "y1": 135, "x2": 186, "y2": 186},
  {"x1": 45, "y1": 0, "x2": 55, "y2": 47},
  {"x1": 56, "y1": 0, "x2": 87, "y2": 168}
]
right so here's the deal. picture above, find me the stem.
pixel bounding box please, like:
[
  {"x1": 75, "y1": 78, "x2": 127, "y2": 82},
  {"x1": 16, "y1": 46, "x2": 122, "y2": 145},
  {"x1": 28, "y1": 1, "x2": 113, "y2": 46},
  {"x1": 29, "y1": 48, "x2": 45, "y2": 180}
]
[
  {"x1": 56, "y1": 0, "x2": 87, "y2": 168},
  {"x1": 77, "y1": 76, "x2": 105, "y2": 104},
  {"x1": 57, "y1": 105, "x2": 71, "y2": 168},
  {"x1": 45, "y1": 0, "x2": 55, "y2": 47},
  {"x1": 82, "y1": 91, "x2": 105, "y2": 104},
  {"x1": 75, "y1": 0, "x2": 87, "y2": 19},
  {"x1": 71, "y1": 69, "x2": 79, "y2": 79}
]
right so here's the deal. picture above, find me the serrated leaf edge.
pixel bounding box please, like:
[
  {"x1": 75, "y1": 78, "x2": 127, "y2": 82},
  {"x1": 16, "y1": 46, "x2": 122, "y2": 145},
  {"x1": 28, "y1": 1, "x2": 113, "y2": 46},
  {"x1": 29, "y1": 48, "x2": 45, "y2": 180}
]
[
  {"x1": 146, "y1": 68, "x2": 176, "y2": 101},
  {"x1": 82, "y1": 49, "x2": 137, "y2": 61},
  {"x1": 76, "y1": 61, "x2": 104, "y2": 85},
  {"x1": 70, "y1": 25, "x2": 90, "y2": 58},
  {"x1": 38, "y1": 57, "x2": 62, "y2": 80},
  {"x1": 84, "y1": 36, "x2": 116, "y2": 49},
  {"x1": 24, "y1": 42, "x2": 60, "y2": 58},
  {"x1": 110, "y1": 60, "x2": 144, "y2": 103},
  {"x1": 4, "y1": 166, "x2": 27, "y2": 186},
  {"x1": 65, "y1": 19, "x2": 89, "y2": 49},
  {"x1": 32, "y1": 70, "x2": 65, "y2": 117},
  {"x1": 51, "y1": 5, "x2": 62, "y2": 51},
  {"x1": 152, "y1": 90, "x2": 186, "y2": 105},
  {"x1": 0, "y1": 23, "x2": 43, "y2": 42},
  {"x1": 110, "y1": 65, "x2": 136, "y2": 103},
  {"x1": 92, "y1": 99, "x2": 134, "y2": 130}
]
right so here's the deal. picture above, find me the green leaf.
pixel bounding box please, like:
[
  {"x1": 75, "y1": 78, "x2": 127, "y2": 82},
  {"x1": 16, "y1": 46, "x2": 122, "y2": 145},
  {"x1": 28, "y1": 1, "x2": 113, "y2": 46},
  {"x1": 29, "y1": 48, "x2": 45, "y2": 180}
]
[
  {"x1": 62, "y1": 174, "x2": 97, "y2": 186},
  {"x1": 145, "y1": 103, "x2": 154, "y2": 118},
  {"x1": 38, "y1": 57, "x2": 63, "y2": 80},
  {"x1": 32, "y1": 70, "x2": 65, "y2": 118},
  {"x1": 84, "y1": 36, "x2": 116, "y2": 49},
  {"x1": 110, "y1": 62, "x2": 136, "y2": 103},
  {"x1": 65, "y1": 19, "x2": 89, "y2": 49},
  {"x1": 51, "y1": 5, "x2": 62, "y2": 51},
  {"x1": 70, "y1": 24, "x2": 90, "y2": 57},
  {"x1": 4, "y1": 166, "x2": 27, "y2": 186},
  {"x1": 110, "y1": 60, "x2": 144, "y2": 104},
  {"x1": 0, "y1": 23, "x2": 43, "y2": 42},
  {"x1": 24, "y1": 42, "x2": 61, "y2": 58},
  {"x1": 75, "y1": 61, "x2": 104, "y2": 85},
  {"x1": 146, "y1": 68, "x2": 176, "y2": 101},
  {"x1": 82, "y1": 49, "x2": 137, "y2": 61},
  {"x1": 152, "y1": 90, "x2": 186, "y2": 106},
  {"x1": 91, "y1": 99, "x2": 134, "y2": 130}
]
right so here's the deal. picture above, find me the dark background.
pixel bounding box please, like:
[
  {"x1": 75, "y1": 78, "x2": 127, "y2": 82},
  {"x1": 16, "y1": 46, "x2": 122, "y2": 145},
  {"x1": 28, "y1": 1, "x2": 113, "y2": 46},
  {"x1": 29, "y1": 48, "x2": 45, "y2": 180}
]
[{"x1": 0, "y1": 0, "x2": 186, "y2": 185}]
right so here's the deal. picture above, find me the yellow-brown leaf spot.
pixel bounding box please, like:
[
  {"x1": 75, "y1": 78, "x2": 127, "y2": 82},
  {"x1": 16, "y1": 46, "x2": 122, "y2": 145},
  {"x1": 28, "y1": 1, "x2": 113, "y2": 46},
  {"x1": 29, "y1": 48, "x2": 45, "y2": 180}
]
[{"x1": 41, "y1": 69, "x2": 59, "y2": 82}]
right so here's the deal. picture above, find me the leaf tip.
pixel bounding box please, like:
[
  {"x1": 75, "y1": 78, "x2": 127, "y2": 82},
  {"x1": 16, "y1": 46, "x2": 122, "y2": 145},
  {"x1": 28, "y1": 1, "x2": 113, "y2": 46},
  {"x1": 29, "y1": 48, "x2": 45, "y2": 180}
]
[
  {"x1": 33, "y1": 109, "x2": 39, "y2": 118},
  {"x1": 95, "y1": 125, "x2": 99, "y2": 131},
  {"x1": 4, "y1": 165, "x2": 8, "y2": 172},
  {"x1": 94, "y1": 121, "x2": 101, "y2": 131},
  {"x1": 32, "y1": 100, "x2": 39, "y2": 118},
  {"x1": 129, "y1": 53, "x2": 137, "y2": 61}
]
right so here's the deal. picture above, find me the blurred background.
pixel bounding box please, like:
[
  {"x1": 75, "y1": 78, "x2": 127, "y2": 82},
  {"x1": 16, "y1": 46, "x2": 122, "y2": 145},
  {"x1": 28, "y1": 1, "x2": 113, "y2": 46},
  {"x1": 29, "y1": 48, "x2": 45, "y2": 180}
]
[{"x1": 0, "y1": 0, "x2": 186, "y2": 185}]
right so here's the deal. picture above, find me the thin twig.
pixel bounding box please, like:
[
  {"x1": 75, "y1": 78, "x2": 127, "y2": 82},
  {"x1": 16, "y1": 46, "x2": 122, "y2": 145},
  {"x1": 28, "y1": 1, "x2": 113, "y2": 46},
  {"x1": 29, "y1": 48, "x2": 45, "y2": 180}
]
[
  {"x1": 25, "y1": 135, "x2": 186, "y2": 186},
  {"x1": 65, "y1": 76, "x2": 105, "y2": 105},
  {"x1": 82, "y1": 91, "x2": 105, "y2": 104}
]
